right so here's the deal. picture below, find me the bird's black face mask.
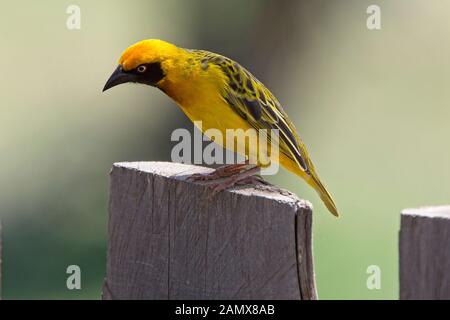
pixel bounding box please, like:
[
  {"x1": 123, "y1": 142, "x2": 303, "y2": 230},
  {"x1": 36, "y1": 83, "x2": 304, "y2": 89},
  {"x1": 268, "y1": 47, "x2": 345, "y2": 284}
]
[{"x1": 103, "y1": 62, "x2": 165, "y2": 92}]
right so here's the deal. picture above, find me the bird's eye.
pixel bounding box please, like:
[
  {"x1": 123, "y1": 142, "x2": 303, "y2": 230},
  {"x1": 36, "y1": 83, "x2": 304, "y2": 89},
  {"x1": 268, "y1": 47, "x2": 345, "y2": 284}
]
[{"x1": 137, "y1": 65, "x2": 147, "y2": 73}]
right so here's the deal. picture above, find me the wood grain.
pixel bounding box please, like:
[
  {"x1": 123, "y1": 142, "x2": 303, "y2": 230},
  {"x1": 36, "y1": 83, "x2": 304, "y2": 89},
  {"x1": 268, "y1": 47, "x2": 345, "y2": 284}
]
[
  {"x1": 103, "y1": 162, "x2": 316, "y2": 300},
  {"x1": 400, "y1": 206, "x2": 450, "y2": 299}
]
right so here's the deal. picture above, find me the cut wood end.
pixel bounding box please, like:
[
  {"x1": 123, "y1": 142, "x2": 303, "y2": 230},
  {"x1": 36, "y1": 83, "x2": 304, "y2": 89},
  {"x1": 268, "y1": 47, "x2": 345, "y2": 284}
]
[
  {"x1": 113, "y1": 161, "x2": 312, "y2": 211},
  {"x1": 401, "y1": 205, "x2": 450, "y2": 219}
]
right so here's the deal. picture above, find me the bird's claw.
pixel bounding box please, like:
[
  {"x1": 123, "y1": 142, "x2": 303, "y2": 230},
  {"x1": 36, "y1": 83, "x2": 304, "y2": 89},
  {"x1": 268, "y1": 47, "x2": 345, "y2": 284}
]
[
  {"x1": 186, "y1": 164, "x2": 261, "y2": 201},
  {"x1": 186, "y1": 163, "x2": 250, "y2": 183},
  {"x1": 186, "y1": 172, "x2": 216, "y2": 182}
]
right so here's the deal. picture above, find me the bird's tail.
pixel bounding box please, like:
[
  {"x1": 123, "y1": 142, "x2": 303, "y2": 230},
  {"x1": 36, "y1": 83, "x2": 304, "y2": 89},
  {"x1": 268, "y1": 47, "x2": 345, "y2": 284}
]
[{"x1": 306, "y1": 172, "x2": 339, "y2": 217}]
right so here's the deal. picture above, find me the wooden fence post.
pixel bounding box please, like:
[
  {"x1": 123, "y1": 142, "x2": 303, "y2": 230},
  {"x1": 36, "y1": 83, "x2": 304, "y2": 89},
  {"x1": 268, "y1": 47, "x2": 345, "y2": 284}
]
[
  {"x1": 102, "y1": 161, "x2": 317, "y2": 300},
  {"x1": 399, "y1": 206, "x2": 450, "y2": 299}
]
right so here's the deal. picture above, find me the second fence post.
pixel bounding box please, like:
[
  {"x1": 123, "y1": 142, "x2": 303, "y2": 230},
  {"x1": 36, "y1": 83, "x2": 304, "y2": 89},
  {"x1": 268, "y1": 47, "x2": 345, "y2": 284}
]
[{"x1": 400, "y1": 206, "x2": 450, "y2": 299}]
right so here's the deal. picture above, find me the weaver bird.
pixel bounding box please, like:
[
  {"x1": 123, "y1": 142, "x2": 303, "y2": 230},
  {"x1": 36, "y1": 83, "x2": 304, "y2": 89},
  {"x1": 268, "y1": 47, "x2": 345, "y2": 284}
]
[{"x1": 103, "y1": 39, "x2": 339, "y2": 216}]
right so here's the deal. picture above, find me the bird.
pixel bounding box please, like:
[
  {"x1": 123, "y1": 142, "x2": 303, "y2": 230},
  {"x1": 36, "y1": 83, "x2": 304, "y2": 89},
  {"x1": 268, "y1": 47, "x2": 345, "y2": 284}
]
[{"x1": 103, "y1": 39, "x2": 339, "y2": 217}]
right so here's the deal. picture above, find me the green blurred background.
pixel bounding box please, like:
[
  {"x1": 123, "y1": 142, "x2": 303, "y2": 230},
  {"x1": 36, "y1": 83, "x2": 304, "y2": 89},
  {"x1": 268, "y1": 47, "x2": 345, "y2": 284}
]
[{"x1": 1, "y1": 0, "x2": 449, "y2": 299}]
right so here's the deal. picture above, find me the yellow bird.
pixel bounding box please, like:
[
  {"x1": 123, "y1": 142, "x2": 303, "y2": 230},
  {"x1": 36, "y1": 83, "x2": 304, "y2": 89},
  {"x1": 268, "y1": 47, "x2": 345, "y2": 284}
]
[{"x1": 103, "y1": 39, "x2": 339, "y2": 217}]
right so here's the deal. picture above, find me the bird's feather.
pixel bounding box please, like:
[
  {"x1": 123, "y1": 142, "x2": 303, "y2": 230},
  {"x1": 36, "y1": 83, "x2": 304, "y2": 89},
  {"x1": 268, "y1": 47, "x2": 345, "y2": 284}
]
[{"x1": 193, "y1": 50, "x2": 309, "y2": 173}]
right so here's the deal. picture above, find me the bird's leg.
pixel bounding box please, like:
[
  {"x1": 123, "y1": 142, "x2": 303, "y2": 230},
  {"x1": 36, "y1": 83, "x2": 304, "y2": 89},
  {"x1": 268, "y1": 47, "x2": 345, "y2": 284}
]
[
  {"x1": 209, "y1": 165, "x2": 261, "y2": 195},
  {"x1": 186, "y1": 161, "x2": 265, "y2": 197},
  {"x1": 186, "y1": 162, "x2": 250, "y2": 182}
]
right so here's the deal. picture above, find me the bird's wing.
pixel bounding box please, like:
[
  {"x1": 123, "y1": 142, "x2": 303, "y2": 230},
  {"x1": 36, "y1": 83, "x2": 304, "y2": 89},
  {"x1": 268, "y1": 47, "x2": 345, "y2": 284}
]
[{"x1": 194, "y1": 50, "x2": 310, "y2": 173}]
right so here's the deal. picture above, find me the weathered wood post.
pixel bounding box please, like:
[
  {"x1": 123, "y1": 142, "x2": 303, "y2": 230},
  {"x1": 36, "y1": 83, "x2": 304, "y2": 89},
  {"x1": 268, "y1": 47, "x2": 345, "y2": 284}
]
[
  {"x1": 102, "y1": 162, "x2": 317, "y2": 300},
  {"x1": 400, "y1": 206, "x2": 450, "y2": 299}
]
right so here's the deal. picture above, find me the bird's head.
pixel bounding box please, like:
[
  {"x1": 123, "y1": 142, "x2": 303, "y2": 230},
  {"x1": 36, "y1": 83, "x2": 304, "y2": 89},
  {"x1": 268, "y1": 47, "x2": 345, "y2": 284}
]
[{"x1": 103, "y1": 39, "x2": 183, "y2": 92}]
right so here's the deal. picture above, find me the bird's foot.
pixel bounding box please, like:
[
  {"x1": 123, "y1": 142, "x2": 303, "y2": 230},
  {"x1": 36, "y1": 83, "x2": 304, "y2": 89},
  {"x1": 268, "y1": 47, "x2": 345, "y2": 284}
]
[
  {"x1": 186, "y1": 163, "x2": 249, "y2": 182},
  {"x1": 208, "y1": 165, "x2": 260, "y2": 197},
  {"x1": 186, "y1": 163, "x2": 261, "y2": 199}
]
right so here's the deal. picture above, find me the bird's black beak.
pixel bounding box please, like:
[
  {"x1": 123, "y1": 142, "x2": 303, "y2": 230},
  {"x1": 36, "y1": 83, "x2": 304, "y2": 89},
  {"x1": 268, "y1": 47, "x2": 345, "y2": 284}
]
[{"x1": 102, "y1": 65, "x2": 134, "y2": 92}]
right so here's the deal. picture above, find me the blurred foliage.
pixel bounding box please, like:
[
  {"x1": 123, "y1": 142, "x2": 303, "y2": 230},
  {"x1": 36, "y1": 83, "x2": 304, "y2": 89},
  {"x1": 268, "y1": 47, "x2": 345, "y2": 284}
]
[{"x1": 1, "y1": 0, "x2": 449, "y2": 299}]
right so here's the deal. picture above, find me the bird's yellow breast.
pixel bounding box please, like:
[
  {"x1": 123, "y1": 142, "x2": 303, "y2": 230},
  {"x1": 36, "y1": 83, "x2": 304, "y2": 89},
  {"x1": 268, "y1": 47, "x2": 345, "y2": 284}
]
[
  {"x1": 160, "y1": 60, "x2": 253, "y2": 134},
  {"x1": 159, "y1": 60, "x2": 269, "y2": 163}
]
